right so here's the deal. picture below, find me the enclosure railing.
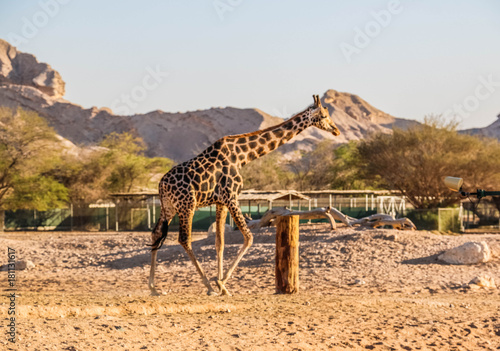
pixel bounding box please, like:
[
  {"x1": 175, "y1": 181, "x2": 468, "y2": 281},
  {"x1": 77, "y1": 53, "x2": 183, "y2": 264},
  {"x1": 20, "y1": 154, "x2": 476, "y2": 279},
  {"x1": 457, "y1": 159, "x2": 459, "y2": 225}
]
[{"x1": 4, "y1": 190, "x2": 411, "y2": 232}]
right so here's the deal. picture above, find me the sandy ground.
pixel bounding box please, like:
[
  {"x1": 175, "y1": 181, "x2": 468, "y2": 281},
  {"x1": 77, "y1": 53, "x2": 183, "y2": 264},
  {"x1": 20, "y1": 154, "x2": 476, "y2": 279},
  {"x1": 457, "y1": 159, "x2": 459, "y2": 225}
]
[{"x1": 1, "y1": 224, "x2": 499, "y2": 351}]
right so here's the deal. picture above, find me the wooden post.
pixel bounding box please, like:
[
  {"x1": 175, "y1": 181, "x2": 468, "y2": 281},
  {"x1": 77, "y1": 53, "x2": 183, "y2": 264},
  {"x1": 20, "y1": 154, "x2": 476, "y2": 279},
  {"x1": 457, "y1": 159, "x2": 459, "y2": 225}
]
[{"x1": 275, "y1": 215, "x2": 300, "y2": 294}]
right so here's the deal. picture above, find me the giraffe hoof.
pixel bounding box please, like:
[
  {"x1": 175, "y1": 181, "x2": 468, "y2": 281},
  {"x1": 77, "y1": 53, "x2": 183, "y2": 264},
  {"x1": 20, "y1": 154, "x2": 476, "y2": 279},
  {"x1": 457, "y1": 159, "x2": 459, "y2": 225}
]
[
  {"x1": 150, "y1": 289, "x2": 162, "y2": 297},
  {"x1": 207, "y1": 290, "x2": 219, "y2": 296},
  {"x1": 220, "y1": 288, "x2": 232, "y2": 297},
  {"x1": 217, "y1": 280, "x2": 232, "y2": 296}
]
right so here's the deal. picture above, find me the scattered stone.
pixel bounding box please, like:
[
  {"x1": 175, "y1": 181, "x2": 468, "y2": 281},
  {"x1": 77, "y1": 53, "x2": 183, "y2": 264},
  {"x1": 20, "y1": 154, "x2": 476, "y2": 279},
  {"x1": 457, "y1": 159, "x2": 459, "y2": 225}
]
[
  {"x1": 354, "y1": 279, "x2": 366, "y2": 285},
  {"x1": 385, "y1": 234, "x2": 398, "y2": 241},
  {"x1": 468, "y1": 275, "x2": 496, "y2": 289},
  {"x1": 340, "y1": 247, "x2": 350, "y2": 254},
  {"x1": 375, "y1": 233, "x2": 398, "y2": 241},
  {"x1": 0, "y1": 260, "x2": 35, "y2": 271},
  {"x1": 16, "y1": 260, "x2": 36, "y2": 270},
  {"x1": 207, "y1": 223, "x2": 233, "y2": 236},
  {"x1": 438, "y1": 241, "x2": 491, "y2": 265}
]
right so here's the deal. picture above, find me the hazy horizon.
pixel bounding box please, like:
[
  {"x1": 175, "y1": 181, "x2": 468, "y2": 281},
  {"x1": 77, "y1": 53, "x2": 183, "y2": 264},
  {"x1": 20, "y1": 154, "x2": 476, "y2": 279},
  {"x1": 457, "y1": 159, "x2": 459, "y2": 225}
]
[{"x1": 1, "y1": 0, "x2": 499, "y2": 129}]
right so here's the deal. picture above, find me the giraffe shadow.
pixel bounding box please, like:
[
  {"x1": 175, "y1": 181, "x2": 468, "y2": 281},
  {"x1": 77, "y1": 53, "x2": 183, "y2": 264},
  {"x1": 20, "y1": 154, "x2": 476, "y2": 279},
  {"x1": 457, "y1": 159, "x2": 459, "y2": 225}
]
[
  {"x1": 100, "y1": 231, "x2": 278, "y2": 270},
  {"x1": 100, "y1": 242, "x2": 197, "y2": 270}
]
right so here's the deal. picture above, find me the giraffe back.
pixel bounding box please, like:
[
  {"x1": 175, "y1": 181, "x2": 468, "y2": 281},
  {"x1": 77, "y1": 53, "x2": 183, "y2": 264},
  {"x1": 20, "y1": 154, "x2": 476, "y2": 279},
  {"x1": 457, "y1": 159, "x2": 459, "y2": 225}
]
[{"x1": 159, "y1": 137, "x2": 243, "y2": 210}]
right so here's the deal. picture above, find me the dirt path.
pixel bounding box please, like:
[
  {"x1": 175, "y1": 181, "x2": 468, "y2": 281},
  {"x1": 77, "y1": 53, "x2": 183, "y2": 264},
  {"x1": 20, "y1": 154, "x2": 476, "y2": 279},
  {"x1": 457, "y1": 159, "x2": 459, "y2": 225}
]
[{"x1": 1, "y1": 225, "x2": 499, "y2": 350}]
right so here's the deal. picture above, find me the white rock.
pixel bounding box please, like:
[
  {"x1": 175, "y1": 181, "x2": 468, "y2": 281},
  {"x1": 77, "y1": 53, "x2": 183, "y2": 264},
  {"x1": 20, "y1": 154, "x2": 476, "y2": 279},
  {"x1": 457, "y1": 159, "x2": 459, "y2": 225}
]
[
  {"x1": 207, "y1": 223, "x2": 233, "y2": 236},
  {"x1": 438, "y1": 241, "x2": 491, "y2": 265},
  {"x1": 16, "y1": 260, "x2": 35, "y2": 270},
  {"x1": 469, "y1": 275, "x2": 496, "y2": 289}
]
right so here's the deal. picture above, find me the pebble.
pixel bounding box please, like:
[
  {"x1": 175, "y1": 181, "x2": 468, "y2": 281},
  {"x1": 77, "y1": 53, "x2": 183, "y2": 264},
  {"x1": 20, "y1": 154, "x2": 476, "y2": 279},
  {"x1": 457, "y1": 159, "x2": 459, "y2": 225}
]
[{"x1": 16, "y1": 260, "x2": 36, "y2": 270}]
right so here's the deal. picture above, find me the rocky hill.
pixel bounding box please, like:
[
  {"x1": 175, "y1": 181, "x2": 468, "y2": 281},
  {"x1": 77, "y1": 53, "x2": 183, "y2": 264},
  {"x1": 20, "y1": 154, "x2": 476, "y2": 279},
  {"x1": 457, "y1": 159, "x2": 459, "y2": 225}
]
[
  {"x1": 0, "y1": 40, "x2": 65, "y2": 98},
  {"x1": 0, "y1": 39, "x2": 415, "y2": 163},
  {"x1": 461, "y1": 114, "x2": 500, "y2": 139}
]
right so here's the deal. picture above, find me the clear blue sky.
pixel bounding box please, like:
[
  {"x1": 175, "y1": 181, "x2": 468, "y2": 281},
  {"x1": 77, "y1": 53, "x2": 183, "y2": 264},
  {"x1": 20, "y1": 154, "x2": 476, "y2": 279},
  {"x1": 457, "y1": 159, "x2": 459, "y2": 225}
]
[{"x1": 1, "y1": 0, "x2": 499, "y2": 128}]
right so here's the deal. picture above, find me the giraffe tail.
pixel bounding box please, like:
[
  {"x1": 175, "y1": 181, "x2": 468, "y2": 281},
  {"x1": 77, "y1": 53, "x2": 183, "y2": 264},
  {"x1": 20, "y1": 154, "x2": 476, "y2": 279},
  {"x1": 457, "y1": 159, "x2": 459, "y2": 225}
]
[{"x1": 150, "y1": 219, "x2": 170, "y2": 251}]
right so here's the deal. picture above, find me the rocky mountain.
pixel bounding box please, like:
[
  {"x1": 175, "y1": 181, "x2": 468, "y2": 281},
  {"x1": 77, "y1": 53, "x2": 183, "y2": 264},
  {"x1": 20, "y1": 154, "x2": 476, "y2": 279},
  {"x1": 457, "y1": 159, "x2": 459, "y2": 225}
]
[
  {"x1": 0, "y1": 40, "x2": 64, "y2": 98},
  {"x1": 461, "y1": 114, "x2": 500, "y2": 139},
  {"x1": 0, "y1": 39, "x2": 415, "y2": 163}
]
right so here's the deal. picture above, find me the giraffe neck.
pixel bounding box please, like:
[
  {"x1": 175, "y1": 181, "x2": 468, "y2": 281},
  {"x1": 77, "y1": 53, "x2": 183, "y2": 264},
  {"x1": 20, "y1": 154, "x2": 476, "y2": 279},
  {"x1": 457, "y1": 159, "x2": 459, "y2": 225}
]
[{"x1": 227, "y1": 108, "x2": 313, "y2": 168}]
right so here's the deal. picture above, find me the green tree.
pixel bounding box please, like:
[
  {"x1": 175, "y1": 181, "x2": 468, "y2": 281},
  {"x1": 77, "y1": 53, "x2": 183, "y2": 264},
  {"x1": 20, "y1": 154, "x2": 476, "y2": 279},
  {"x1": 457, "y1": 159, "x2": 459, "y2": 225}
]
[
  {"x1": 282, "y1": 140, "x2": 383, "y2": 191},
  {"x1": 51, "y1": 132, "x2": 173, "y2": 204},
  {"x1": 100, "y1": 132, "x2": 173, "y2": 193},
  {"x1": 286, "y1": 141, "x2": 337, "y2": 191},
  {"x1": 241, "y1": 151, "x2": 295, "y2": 190},
  {"x1": 50, "y1": 149, "x2": 111, "y2": 205},
  {"x1": 0, "y1": 108, "x2": 68, "y2": 229},
  {"x1": 328, "y1": 141, "x2": 385, "y2": 190},
  {"x1": 329, "y1": 142, "x2": 364, "y2": 189},
  {"x1": 356, "y1": 117, "x2": 500, "y2": 209}
]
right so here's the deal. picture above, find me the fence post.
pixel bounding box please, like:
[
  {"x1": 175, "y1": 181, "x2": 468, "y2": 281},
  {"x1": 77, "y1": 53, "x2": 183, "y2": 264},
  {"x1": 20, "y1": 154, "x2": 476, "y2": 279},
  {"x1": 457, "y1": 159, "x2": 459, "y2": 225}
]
[
  {"x1": 115, "y1": 202, "x2": 119, "y2": 231},
  {"x1": 0, "y1": 210, "x2": 4, "y2": 233},
  {"x1": 70, "y1": 204, "x2": 74, "y2": 231},
  {"x1": 106, "y1": 206, "x2": 109, "y2": 231},
  {"x1": 275, "y1": 215, "x2": 300, "y2": 294}
]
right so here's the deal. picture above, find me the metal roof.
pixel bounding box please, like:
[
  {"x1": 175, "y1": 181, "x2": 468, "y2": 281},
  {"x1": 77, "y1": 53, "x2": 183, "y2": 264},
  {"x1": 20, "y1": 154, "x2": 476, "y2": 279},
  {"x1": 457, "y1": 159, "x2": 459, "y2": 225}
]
[
  {"x1": 238, "y1": 190, "x2": 310, "y2": 202},
  {"x1": 110, "y1": 192, "x2": 157, "y2": 196},
  {"x1": 301, "y1": 190, "x2": 400, "y2": 196}
]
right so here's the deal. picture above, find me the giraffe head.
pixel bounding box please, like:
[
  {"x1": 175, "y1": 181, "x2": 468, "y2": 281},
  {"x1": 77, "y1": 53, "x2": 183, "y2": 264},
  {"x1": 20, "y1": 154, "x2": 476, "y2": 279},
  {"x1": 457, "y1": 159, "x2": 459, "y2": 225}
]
[{"x1": 310, "y1": 95, "x2": 341, "y2": 136}]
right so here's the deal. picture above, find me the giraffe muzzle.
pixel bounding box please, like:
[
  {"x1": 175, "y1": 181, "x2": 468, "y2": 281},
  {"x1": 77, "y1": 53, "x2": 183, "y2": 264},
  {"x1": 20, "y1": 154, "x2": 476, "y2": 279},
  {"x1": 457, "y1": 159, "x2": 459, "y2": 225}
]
[{"x1": 330, "y1": 125, "x2": 341, "y2": 136}]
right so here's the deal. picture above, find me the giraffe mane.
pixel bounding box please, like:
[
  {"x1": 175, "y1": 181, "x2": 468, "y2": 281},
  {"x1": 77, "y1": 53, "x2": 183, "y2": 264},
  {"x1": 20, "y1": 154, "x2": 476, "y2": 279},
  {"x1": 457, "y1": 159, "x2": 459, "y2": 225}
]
[{"x1": 226, "y1": 106, "x2": 313, "y2": 139}]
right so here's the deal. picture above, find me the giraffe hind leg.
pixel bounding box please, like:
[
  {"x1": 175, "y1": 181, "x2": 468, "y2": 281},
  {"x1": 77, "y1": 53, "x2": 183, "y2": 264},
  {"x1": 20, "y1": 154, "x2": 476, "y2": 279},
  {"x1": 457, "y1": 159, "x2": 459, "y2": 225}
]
[
  {"x1": 149, "y1": 210, "x2": 174, "y2": 296},
  {"x1": 215, "y1": 205, "x2": 231, "y2": 295},
  {"x1": 178, "y1": 212, "x2": 218, "y2": 296}
]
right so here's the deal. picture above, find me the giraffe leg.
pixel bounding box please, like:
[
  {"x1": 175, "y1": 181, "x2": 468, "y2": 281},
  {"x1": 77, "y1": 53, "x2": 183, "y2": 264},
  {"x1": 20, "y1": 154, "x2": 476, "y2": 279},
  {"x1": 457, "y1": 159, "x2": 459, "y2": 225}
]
[
  {"x1": 178, "y1": 212, "x2": 218, "y2": 296},
  {"x1": 218, "y1": 202, "x2": 253, "y2": 295},
  {"x1": 215, "y1": 205, "x2": 231, "y2": 296},
  {"x1": 149, "y1": 249, "x2": 161, "y2": 296},
  {"x1": 149, "y1": 203, "x2": 175, "y2": 296}
]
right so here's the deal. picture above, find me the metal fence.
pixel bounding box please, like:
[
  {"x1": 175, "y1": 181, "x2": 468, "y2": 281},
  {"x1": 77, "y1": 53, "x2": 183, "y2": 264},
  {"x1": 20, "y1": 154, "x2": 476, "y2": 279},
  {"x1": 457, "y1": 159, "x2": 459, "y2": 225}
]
[
  {"x1": 461, "y1": 199, "x2": 500, "y2": 232},
  {"x1": 10, "y1": 192, "x2": 484, "y2": 233},
  {"x1": 4, "y1": 193, "x2": 407, "y2": 232}
]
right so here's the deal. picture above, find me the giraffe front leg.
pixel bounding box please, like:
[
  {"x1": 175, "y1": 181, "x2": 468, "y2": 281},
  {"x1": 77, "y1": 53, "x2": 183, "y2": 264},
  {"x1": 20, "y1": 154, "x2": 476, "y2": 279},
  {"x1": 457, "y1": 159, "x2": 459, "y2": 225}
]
[
  {"x1": 149, "y1": 249, "x2": 161, "y2": 296},
  {"x1": 218, "y1": 202, "x2": 253, "y2": 295},
  {"x1": 178, "y1": 212, "x2": 218, "y2": 296},
  {"x1": 215, "y1": 205, "x2": 231, "y2": 296}
]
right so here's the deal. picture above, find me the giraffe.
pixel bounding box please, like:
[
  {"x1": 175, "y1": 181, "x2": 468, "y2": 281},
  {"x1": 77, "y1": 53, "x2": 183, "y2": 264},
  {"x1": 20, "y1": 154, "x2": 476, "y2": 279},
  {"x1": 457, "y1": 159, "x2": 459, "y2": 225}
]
[{"x1": 149, "y1": 94, "x2": 341, "y2": 296}]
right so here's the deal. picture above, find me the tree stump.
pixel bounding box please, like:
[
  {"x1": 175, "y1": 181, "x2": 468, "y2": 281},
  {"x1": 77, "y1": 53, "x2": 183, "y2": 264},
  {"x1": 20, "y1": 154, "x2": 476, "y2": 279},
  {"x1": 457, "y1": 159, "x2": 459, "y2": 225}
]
[{"x1": 275, "y1": 215, "x2": 299, "y2": 294}]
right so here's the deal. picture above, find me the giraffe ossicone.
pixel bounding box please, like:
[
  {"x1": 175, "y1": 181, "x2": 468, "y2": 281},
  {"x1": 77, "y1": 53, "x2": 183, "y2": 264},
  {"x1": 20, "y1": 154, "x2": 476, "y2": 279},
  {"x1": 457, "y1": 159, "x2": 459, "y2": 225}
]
[{"x1": 149, "y1": 94, "x2": 341, "y2": 296}]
